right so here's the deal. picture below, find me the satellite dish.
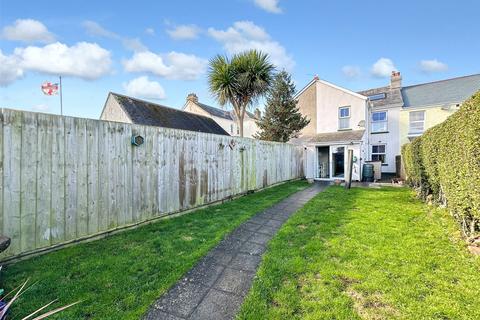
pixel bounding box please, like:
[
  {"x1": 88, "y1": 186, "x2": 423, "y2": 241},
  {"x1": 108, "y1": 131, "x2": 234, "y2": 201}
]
[{"x1": 357, "y1": 120, "x2": 366, "y2": 128}]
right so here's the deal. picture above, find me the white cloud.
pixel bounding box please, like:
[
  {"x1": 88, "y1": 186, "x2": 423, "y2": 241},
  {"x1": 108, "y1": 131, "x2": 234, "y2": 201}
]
[
  {"x1": 208, "y1": 21, "x2": 294, "y2": 70},
  {"x1": 342, "y1": 65, "x2": 361, "y2": 79},
  {"x1": 121, "y1": 38, "x2": 147, "y2": 52},
  {"x1": 15, "y1": 42, "x2": 112, "y2": 80},
  {"x1": 0, "y1": 50, "x2": 23, "y2": 86},
  {"x1": 123, "y1": 51, "x2": 207, "y2": 80},
  {"x1": 420, "y1": 59, "x2": 448, "y2": 73},
  {"x1": 32, "y1": 104, "x2": 50, "y2": 112},
  {"x1": 253, "y1": 0, "x2": 282, "y2": 13},
  {"x1": 371, "y1": 58, "x2": 397, "y2": 78},
  {"x1": 82, "y1": 20, "x2": 147, "y2": 52},
  {"x1": 166, "y1": 25, "x2": 201, "y2": 40},
  {"x1": 123, "y1": 76, "x2": 166, "y2": 99},
  {"x1": 82, "y1": 20, "x2": 116, "y2": 38},
  {"x1": 2, "y1": 19, "x2": 55, "y2": 43},
  {"x1": 145, "y1": 28, "x2": 155, "y2": 36}
]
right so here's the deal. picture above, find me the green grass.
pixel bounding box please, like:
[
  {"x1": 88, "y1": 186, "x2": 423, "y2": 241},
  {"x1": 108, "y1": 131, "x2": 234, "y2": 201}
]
[
  {"x1": 238, "y1": 186, "x2": 480, "y2": 320},
  {"x1": 1, "y1": 180, "x2": 308, "y2": 319}
]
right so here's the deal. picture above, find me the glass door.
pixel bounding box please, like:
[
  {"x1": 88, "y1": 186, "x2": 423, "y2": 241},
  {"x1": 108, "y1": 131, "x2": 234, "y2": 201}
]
[
  {"x1": 316, "y1": 146, "x2": 330, "y2": 179},
  {"x1": 332, "y1": 146, "x2": 345, "y2": 178}
]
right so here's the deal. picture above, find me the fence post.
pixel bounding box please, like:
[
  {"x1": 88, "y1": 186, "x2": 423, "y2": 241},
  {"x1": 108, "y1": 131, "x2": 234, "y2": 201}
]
[{"x1": 345, "y1": 149, "x2": 353, "y2": 189}]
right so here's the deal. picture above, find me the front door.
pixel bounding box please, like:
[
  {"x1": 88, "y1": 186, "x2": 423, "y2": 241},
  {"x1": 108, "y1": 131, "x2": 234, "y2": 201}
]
[{"x1": 332, "y1": 146, "x2": 345, "y2": 178}]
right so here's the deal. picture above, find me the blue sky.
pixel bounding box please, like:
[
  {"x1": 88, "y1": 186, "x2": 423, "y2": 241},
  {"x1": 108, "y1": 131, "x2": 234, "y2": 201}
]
[{"x1": 1, "y1": 0, "x2": 479, "y2": 119}]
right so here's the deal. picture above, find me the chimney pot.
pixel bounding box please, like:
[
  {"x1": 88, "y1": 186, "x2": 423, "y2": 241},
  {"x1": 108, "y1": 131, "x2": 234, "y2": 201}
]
[{"x1": 187, "y1": 93, "x2": 198, "y2": 103}]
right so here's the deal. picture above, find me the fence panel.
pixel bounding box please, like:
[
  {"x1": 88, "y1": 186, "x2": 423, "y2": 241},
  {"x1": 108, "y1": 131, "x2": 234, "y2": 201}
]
[{"x1": 0, "y1": 108, "x2": 305, "y2": 260}]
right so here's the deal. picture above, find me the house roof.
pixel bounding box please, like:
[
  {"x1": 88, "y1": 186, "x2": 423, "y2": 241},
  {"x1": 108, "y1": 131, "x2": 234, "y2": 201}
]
[
  {"x1": 197, "y1": 102, "x2": 234, "y2": 120},
  {"x1": 195, "y1": 102, "x2": 258, "y2": 120},
  {"x1": 401, "y1": 74, "x2": 480, "y2": 108},
  {"x1": 295, "y1": 77, "x2": 368, "y2": 100},
  {"x1": 291, "y1": 130, "x2": 365, "y2": 145},
  {"x1": 358, "y1": 85, "x2": 404, "y2": 108},
  {"x1": 309, "y1": 130, "x2": 365, "y2": 144},
  {"x1": 110, "y1": 93, "x2": 230, "y2": 135}
]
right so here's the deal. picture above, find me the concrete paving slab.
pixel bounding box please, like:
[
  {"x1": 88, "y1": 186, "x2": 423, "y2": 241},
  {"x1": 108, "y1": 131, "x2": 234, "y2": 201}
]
[{"x1": 145, "y1": 182, "x2": 329, "y2": 320}]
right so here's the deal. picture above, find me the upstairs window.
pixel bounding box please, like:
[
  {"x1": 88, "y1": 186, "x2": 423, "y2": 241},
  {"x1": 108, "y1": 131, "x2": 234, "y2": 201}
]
[
  {"x1": 338, "y1": 106, "x2": 350, "y2": 130},
  {"x1": 409, "y1": 111, "x2": 425, "y2": 134},
  {"x1": 371, "y1": 144, "x2": 386, "y2": 163},
  {"x1": 371, "y1": 111, "x2": 387, "y2": 133}
]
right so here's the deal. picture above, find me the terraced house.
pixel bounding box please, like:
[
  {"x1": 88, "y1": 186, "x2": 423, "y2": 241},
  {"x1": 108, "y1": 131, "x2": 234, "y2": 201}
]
[
  {"x1": 183, "y1": 93, "x2": 261, "y2": 138},
  {"x1": 295, "y1": 72, "x2": 480, "y2": 181}
]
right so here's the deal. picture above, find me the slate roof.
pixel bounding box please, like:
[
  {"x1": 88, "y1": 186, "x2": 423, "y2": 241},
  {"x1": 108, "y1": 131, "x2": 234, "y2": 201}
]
[
  {"x1": 196, "y1": 102, "x2": 258, "y2": 120},
  {"x1": 110, "y1": 93, "x2": 229, "y2": 135},
  {"x1": 358, "y1": 86, "x2": 403, "y2": 108},
  {"x1": 197, "y1": 102, "x2": 234, "y2": 120},
  {"x1": 401, "y1": 74, "x2": 480, "y2": 108},
  {"x1": 290, "y1": 130, "x2": 365, "y2": 145},
  {"x1": 309, "y1": 130, "x2": 365, "y2": 143}
]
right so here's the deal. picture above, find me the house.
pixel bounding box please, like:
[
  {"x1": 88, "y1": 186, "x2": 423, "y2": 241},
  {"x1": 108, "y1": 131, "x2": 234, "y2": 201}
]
[
  {"x1": 398, "y1": 74, "x2": 480, "y2": 146},
  {"x1": 183, "y1": 93, "x2": 260, "y2": 138},
  {"x1": 358, "y1": 71, "x2": 403, "y2": 174},
  {"x1": 294, "y1": 72, "x2": 480, "y2": 181},
  {"x1": 100, "y1": 92, "x2": 229, "y2": 135},
  {"x1": 293, "y1": 77, "x2": 369, "y2": 181}
]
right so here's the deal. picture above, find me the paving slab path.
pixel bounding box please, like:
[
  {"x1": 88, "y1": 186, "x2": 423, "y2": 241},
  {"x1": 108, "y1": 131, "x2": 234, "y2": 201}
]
[{"x1": 144, "y1": 182, "x2": 328, "y2": 320}]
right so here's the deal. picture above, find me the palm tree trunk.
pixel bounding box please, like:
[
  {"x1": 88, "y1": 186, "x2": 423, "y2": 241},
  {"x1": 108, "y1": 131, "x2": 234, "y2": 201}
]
[
  {"x1": 238, "y1": 117, "x2": 244, "y2": 137},
  {"x1": 239, "y1": 105, "x2": 247, "y2": 137},
  {"x1": 233, "y1": 103, "x2": 245, "y2": 137}
]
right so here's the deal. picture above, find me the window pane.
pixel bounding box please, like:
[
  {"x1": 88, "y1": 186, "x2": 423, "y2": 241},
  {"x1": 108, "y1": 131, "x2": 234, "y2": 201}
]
[
  {"x1": 339, "y1": 117, "x2": 350, "y2": 129},
  {"x1": 372, "y1": 154, "x2": 386, "y2": 163},
  {"x1": 340, "y1": 107, "x2": 350, "y2": 118},
  {"x1": 372, "y1": 145, "x2": 385, "y2": 153},
  {"x1": 409, "y1": 121, "x2": 424, "y2": 132},
  {"x1": 368, "y1": 93, "x2": 386, "y2": 101},
  {"x1": 372, "y1": 112, "x2": 386, "y2": 122},
  {"x1": 372, "y1": 122, "x2": 387, "y2": 132},
  {"x1": 409, "y1": 111, "x2": 425, "y2": 121}
]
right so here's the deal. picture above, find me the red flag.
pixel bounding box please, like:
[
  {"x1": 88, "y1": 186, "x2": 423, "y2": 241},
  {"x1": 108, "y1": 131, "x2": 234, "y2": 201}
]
[{"x1": 41, "y1": 82, "x2": 59, "y2": 95}]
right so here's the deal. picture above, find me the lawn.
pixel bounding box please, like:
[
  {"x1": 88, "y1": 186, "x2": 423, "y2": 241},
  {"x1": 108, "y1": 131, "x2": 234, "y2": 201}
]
[
  {"x1": 1, "y1": 180, "x2": 308, "y2": 319},
  {"x1": 238, "y1": 186, "x2": 480, "y2": 320}
]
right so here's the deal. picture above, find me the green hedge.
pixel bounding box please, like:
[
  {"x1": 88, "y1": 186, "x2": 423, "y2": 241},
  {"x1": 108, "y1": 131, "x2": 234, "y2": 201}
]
[{"x1": 401, "y1": 91, "x2": 480, "y2": 237}]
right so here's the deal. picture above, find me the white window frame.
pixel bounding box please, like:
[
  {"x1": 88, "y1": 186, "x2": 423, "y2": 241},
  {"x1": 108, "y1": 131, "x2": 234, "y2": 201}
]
[
  {"x1": 338, "y1": 106, "x2": 351, "y2": 130},
  {"x1": 409, "y1": 111, "x2": 425, "y2": 134},
  {"x1": 371, "y1": 111, "x2": 388, "y2": 133},
  {"x1": 371, "y1": 144, "x2": 386, "y2": 164}
]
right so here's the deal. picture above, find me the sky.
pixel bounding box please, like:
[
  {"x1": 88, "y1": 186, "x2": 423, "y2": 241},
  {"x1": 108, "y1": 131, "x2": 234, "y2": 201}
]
[{"x1": 1, "y1": 0, "x2": 479, "y2": 119}]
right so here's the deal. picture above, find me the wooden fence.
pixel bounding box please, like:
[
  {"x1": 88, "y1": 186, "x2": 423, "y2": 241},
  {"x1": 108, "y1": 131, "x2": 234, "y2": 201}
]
[{"x1": 0, "y1": 108, "x2": 305, "y2": 260}]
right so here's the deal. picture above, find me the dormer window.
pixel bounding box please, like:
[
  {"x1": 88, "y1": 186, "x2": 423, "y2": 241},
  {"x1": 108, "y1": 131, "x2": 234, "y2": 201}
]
[{"x1": 339, "y1": 106, "x2": 350, "y2": 130}]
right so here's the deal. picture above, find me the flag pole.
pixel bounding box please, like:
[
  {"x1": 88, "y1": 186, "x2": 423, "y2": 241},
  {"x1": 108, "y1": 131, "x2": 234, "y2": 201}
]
[{"x1": 59, "y1": 75, "x2": 63, "y2": 116}]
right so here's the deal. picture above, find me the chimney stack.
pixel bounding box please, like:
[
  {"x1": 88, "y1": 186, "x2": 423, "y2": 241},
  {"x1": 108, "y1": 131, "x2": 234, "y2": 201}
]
[
  {"x1": 390, "y1": 71, "x2": 402, "y2": 89},
  {"x1": 186, "y1": 93, "x2": 199, "y2": 103}
]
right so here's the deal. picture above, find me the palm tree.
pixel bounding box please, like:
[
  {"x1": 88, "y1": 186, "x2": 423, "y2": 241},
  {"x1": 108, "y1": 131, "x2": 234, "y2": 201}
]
[{"x1": 208, "y1": 50, "x2": 274, "y2": 137}]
